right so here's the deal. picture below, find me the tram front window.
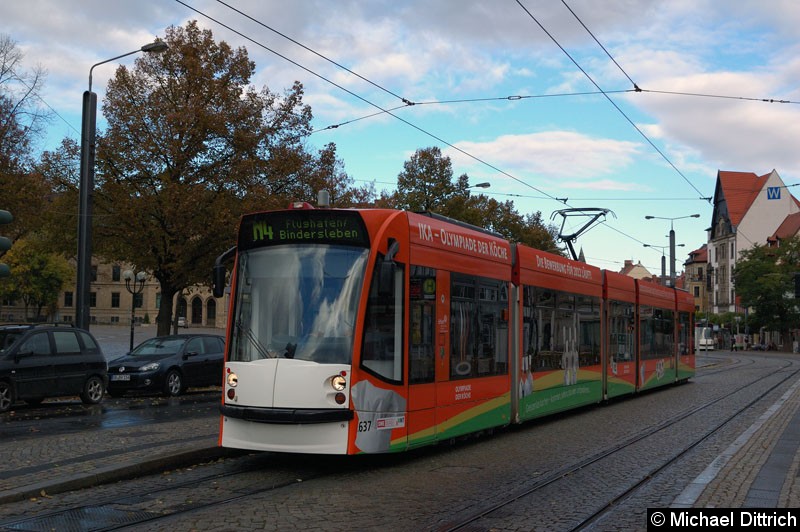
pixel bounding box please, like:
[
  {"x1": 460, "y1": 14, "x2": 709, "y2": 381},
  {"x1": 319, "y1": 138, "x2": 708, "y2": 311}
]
[{"x1": 230, "y1": 245, "x2": 368, "y2": 364}]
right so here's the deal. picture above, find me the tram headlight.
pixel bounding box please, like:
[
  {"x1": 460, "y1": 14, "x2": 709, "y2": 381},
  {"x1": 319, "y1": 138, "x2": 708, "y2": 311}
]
[
  {"x1": 331, "y1": 374, "x2": 347, "y2": 391},
  {"x1": 227, "y1": 371, "x2": 239, "y2": 387}
]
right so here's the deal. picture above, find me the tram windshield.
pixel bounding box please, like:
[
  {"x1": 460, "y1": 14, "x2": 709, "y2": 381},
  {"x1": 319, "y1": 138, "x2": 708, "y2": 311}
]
[{"x1": 230, "y1": 244, "x2": 369, "y2": 364}]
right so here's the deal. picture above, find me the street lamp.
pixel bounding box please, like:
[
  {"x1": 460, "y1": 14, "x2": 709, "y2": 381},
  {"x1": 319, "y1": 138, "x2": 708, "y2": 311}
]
[
  {"x1": 76, "y1": 40, "x2": 168, "y2": 331},
  {"x1": 123, "y1": 270, "x2": 147, "y2": 352},
  {"x1": 469, "y1": 182, "x2": 491, "y2": 189},
  {"x1": 644, "y1": 243, "x2": 685, "y2": 285},
  {"x1": 644, "y1": 214, "x2": 700, "y2": 287}
]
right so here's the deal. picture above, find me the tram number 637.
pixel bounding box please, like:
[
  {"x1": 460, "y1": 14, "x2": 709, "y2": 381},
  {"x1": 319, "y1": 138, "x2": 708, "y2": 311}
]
[{"x1": 358, "y1": 420, "x2": 372, "y2": 432}]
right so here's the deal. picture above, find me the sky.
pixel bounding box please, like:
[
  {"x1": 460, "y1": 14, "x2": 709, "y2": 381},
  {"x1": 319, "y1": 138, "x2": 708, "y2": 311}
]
[{"x1": 3, "y1": 0, "x2": 800, "y2": 275}]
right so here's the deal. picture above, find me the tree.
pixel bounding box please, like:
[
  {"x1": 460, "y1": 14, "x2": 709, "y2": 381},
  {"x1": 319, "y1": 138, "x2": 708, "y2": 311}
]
[
  {"x1": 0, "y1": 34, "x2": 49, "y2": 174},
  {"x1": 733, "y1": 239, "x2": 800, "y2": 338},
  {"x1": 93, "y1": 21, "x2": 323, "y2": 335},
  {"x1": 0, "y1": 35, "x2": 52, "y2": 254},
  {"x1": 0, "y1": 238, "x2": 72, "y2": 320},
  {"x1": 395, "y1": 147, "x2": 458, "y2": 212},
  {"x1": 391, "y1": 147, "x2": 561, "y2": 252}
]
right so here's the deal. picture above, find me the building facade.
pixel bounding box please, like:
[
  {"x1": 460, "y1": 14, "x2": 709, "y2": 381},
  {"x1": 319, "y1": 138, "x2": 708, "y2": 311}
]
[
  {"x1": 684, "y1": 244, "x2": 710, "y2": 313},
  {"x1": 708, "y1": 170, "x2": 800, "y2": 314},
  {"x1": 1, "y1": 259, "x2": 228, "y2": 329}
]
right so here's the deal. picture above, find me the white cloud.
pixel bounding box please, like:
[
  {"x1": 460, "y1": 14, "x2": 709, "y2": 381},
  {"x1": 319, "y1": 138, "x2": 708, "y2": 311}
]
[{"x1": 447, "y1": 131, "x2": 642, "y2": 183}]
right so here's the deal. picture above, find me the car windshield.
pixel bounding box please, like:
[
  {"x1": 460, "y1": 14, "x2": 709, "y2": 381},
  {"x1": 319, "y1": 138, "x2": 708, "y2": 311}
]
[
  {"x1": 230, "y1": 244, "x2": 368, "y2": 364},
  {"x1": 131, "y1": 337, "x2": 186, "y2": 356}
]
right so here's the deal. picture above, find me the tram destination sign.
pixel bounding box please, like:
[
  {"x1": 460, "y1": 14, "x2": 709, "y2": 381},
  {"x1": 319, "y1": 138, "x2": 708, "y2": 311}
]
[{"x1": 240, "y1": 210, "x2": 370, "y2": 250}]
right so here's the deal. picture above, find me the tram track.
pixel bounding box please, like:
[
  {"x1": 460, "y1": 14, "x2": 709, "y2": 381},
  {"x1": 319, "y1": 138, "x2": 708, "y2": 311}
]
[
  {"x1": 1, "y1": 355, "x2": 796, "y2": 531},
  {"x1": 0, "y1": 450, "x2": 351, "y2": 532},
  {"x1": 436, "y1": 356, "x2": 800, "y2": 531}
]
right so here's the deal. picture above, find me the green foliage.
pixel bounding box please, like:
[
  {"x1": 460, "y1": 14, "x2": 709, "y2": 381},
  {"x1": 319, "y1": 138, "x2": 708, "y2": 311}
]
[
  {"x1": 0, "y1": 237, "x2": 72, "y2": 319},
  {"x1": 390, "y1": 147, "x2": 562, "y2": 252},
  {"x1": 733, "y1": 239, "x2": 800, "y2": 334}
]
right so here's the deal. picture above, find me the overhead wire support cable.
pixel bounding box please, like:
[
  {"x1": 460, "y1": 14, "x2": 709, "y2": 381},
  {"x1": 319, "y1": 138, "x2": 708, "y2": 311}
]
[
  {"x1": 516, "y1": 0, "x2": 709, "y2": 203},
  {"x1": 214, "y1": 0, "x2": 415, "y2": 106},
  {"x1": 176, "y1": 0, "x2": 566, "y2": 204},
  {"x1": 560, "y1": 0, "x2": 639, "y2": 91},
  {"x1": 639, "y1": 88, "x2": 797, "y2": 105}
]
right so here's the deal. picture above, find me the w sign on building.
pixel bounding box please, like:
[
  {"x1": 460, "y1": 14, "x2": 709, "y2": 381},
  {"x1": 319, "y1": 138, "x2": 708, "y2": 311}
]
[{"x1": 767, "y1": 187, "x2": 782, "y2": 200}]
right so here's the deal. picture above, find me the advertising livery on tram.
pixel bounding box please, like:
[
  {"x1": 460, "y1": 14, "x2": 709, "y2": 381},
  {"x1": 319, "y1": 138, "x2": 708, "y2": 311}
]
[{"x1": 213, "y1": 200, "x2": 694, "y2": 455}]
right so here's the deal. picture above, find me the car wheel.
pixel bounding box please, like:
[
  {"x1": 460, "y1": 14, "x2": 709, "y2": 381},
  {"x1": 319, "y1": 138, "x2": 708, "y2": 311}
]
[
  {"x1": 164, "y1": 370, "x2": 184, "y2": 396},
  {"x1": 80, "y1": 376, "x2": 105, "y2": 405},
  {"x1": 0, "y1": 381, "x2": 14, "y2": 413}
]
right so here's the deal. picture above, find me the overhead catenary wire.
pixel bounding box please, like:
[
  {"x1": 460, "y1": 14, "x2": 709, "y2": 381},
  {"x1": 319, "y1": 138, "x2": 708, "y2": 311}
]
[
  {"x1": 176, "y1": 0, "x2": 786, "y2": 259},
  {"x1": 175, "y1": 0, "x2": 566, "y2": 205},
  {"x1": 518, "y1": 0, "x2": 709, "y2": 203},
  {"x1": 213, "y1": 0, "x2": 415, "y2": 106},
  {"x1": 560, "y1": 0, "x2": 640, "y2": 91},
  {"x1": 561, "y1": 0, "x2": 799, "y2": 106},
  {"x1": 179, "y1": 0, "x2": 707, "y2": 257}
]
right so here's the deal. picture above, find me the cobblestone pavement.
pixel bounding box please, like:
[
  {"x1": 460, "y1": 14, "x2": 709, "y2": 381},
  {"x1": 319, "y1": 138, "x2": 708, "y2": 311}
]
[
  {"x1": 674, "y1": 372, "x2": 800, "y2": 508},
  {"x1": 1, "y1": 350, "x2": 799, "y2": 531}
]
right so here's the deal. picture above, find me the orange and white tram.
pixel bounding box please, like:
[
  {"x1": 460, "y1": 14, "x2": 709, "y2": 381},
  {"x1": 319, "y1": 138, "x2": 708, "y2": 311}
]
[{"x1": 214, "y1": 203, "x2": 694, "y2": 454}]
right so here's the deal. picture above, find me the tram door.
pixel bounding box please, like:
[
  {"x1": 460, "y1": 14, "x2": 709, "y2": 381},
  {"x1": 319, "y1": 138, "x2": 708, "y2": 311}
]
[{"x1": 407, "y1": 266, "x2": 440, "y2": 448}]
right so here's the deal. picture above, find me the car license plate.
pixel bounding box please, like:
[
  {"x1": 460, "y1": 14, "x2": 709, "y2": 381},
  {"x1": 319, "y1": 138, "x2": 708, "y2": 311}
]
[{"x1": 111, "y1": 374, "x2": 130, "y2": 381}]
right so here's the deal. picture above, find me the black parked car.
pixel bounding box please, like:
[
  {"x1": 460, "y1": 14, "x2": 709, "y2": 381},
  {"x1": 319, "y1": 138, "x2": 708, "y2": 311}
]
[
  {"x1": 0, "y1": 324, "x2": 108, "y2": 413},
  {"x1": 107, "y1": 334, "x2": 225, "y2": 397}
]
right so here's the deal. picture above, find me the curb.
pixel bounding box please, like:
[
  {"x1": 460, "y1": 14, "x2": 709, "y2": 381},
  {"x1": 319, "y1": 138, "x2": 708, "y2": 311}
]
[{"x1": 0, "y1": 445, "x2": 234, "y2": 505}]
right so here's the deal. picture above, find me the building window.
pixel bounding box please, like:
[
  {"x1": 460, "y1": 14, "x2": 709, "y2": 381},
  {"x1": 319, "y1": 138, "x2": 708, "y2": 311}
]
[
  {"x1": 111, "y1": 292, "x2": 120, "y2": 308},
  {"x1": 693, "y1": 286, "x2": 700, "y2": 297},
  {"x1": 134, "y1": 293, "x2": 143, "y2": 309},
  {"x1": 112, "y1": 265, "x2": 121, "y2": 282},
  {"x1": 91, "y1": 265, "x2": 97, "y2": 282},
  {"x1": 90, "y1": 292, "x2": 97, "y2": 307},
  {"x1": 64, "y1": 292, "x2": 73, "y2": 307},
  {"x1": 110, "y1": 316, "x2": 119, "y2": 324}
]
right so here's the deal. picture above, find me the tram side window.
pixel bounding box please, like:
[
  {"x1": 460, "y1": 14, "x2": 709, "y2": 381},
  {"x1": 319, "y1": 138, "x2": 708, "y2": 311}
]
[
  {"x1": 361, "y1": 253, "x2": 404, "y2": 383},
  {"x1": 608, "y1": 300, "x2": 635, "y2": 362},
  {"x1": 409, "y1": 266, "x2": 436, "y2": 384},
  {"x1": 526, "y1": 287, "x2": 587, "y2": 372},
  {"x1": 450, "y1": 274, "x2": 508, "y2": 380},
  {"x1": 639, "y1": 305, "x2": 674, "y2": 359},
  {"x1": 529, "y1": 288, "x2": 568, "y2": 371},
  {"x1": 678, "y1": 311, "x2": 691, "y2": 356},
  {"x1": 577, "y1": 295, "x2": 601, "y2": 367}
]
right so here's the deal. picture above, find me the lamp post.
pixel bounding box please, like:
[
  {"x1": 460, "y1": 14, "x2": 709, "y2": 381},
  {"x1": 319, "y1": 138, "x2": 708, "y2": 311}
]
[
  {"x1": 644, "y1": 243, "x2": 685, "y2": 285},
  {"x1": 123, "y1": 270, "x2": 147, "y2": 352},
  {"x1": 469, "y1": 182, "x2": 491, "y2": 189},
  {"x1": 644, "y1": 214, "x2": 700, "y2": 287},
  {"x1": 76, "y1": 41, "x2": 168, "y2": 331}
]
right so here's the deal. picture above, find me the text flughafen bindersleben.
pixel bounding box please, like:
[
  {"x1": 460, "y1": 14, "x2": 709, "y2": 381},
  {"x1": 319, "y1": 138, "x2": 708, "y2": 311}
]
[{"x1": 648, "y1": 509, "x2": 798, "y2": 529}]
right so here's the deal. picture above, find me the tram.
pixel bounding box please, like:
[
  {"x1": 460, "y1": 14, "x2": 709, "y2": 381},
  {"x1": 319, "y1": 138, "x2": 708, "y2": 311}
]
[{"x1": 214, "y1": 201, "x2": 694, "y2": 454}]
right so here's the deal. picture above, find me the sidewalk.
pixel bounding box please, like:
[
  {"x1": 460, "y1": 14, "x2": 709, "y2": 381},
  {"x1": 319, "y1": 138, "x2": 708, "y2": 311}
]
[{"x1": 673, "y1": 375, "x2": 800, "y2": 507}]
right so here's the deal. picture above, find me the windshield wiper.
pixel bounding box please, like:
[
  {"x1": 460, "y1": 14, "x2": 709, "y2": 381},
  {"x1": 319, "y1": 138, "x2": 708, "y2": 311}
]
[{"x1": 235, "y1": 321, "x2": 276, "y2": 359}]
